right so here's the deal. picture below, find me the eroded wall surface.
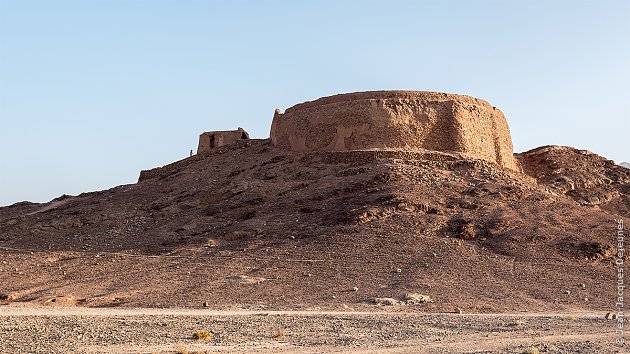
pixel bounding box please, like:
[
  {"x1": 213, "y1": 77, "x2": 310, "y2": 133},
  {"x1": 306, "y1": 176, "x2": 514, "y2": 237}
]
[
  {"x1": 197, "y1": 128, "x2": 249, "y2": 153},
  {"x1": 270, "y1": 91, "x2": 519, "y2": 171}
]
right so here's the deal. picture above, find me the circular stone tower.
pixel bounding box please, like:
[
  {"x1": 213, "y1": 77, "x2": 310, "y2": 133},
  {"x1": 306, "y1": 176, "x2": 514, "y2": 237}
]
[{"x1": 270, "y1": 91, "x2": 519, "y2": 171}]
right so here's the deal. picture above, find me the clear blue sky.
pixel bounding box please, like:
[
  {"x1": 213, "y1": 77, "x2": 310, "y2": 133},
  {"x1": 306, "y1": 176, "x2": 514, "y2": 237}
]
[{"x1": 1, "y1": 0, "x2": 628, "y2": 206}]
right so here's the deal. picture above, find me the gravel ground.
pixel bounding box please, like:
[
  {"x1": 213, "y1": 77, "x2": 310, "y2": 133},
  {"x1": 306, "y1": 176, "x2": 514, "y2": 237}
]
[{"x1": 0, "y1": 308, "x2": 624, "y2": 353}]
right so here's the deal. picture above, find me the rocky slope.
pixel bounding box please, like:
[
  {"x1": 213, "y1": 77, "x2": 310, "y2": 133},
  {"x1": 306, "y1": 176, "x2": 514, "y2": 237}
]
[{"x1": 0, "y1": 139, "x2": 628, "y2": 312}]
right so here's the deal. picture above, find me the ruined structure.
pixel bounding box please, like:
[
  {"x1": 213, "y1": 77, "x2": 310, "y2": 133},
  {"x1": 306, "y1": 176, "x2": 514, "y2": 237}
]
[
  {"x1": 270, "y1": 91, "x2": 519, "y2": 171},
  {"x1": 197, "y1": 127, "x2": 249, "y2": 153}
]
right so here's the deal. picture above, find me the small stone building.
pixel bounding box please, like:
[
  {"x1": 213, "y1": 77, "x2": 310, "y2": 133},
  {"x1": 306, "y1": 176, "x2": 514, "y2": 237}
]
[{"x1": 197, "y1": 127, "x2": 249, "y2": 153}]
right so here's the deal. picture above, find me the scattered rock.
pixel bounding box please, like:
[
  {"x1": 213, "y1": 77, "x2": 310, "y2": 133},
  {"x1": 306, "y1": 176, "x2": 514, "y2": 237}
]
[
  {"x1": 373, "y1": 297, "x2": 399, "y2": 306},
  {"x1": 222, "y1": 230, "x2": 256, "y2": 241},
  {"x1": 372, "y1": 293, "x2": 432, "y2": 306},
  {"x1": 454, "y1": 307, "x2": 463, "y2": 314},
  {"x1": 337, "y1": 167, "x2": 369, "y2": 177},
  {"x1": 356, "y1": 208, "x2": 395, "y2": 224},
  {"x1": 351, "y1": 287, "x2": 359, "y2": 292},
  {"x1": 226, "y1": 275, "x2": 266, "y2": 285},
  {"x1": 261, "y1": 170, "x2": 278, "y2": 180},
  {"x1": 205, "y1": 239, "x2": 217, "y2": 247},
  {"x1": 605, "y1": 312, "x2": 618, "y2": 320},
  {"x1": 227, "y1": 180, "x2": 249, "y2": 194},
  {"x1": 403, "y1": 293, "x2": 432, "y2": 304},
  {"x1": 458, "y1": 222, "x2": 476, "y2": 240},
  {"x1": 0, "y1": 292, "x2": 14, "y2": 302}
]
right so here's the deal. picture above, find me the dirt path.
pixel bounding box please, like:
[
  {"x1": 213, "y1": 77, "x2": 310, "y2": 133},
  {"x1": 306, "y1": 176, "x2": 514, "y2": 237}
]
[
  {"x1": 0, "y1": 307, "x2": 624, "y2": 353},
  {"x1": 0, "y1": 306, "x2": 605, "y2": 317}
]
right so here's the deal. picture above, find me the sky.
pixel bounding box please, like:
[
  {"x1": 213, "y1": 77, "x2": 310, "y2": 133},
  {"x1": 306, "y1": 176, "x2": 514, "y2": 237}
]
[{"x1": 0, "y1": 0, "x2": 628, "y2": 206}]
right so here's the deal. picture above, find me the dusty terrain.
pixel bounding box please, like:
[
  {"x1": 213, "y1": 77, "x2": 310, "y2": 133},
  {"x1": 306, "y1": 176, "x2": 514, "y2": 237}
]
[
  {"x1": 1, "y1": 139, "x2": 628, "y2": 312},
  {"x1": 0, "y1": 308, "x2": 622, "y2": 353},
  {"x1": 0, "y1": 134, "x2": 628, "y2": 352}
]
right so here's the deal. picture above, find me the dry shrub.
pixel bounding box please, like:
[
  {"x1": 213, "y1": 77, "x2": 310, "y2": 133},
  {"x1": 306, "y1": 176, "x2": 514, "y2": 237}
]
[
  {"x1": 192, "y1": 329, "x2": 214, "y2": 341},
  {"x1": 275, "y1": 327, "x2": 286, "y2": 340},
  {"x1": 523, "y1": 347, "x2": 539, "y2": 354}
]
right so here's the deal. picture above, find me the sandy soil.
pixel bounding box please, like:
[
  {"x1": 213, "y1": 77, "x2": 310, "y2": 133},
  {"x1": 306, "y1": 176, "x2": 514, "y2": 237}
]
[{"x1": 0, "y1": 307, "x2": 624, "y2": 353}]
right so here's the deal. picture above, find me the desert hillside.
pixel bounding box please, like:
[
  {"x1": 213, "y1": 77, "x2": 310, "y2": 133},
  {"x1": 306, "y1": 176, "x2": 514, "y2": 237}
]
[{"x1": 1, "y1": 137, "x2": 628, "y2": 312}]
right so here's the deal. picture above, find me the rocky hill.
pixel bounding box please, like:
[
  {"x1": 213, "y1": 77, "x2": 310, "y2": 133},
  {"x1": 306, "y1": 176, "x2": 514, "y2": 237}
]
[
  {"x1": 0, "y1": 140, "x2": 627, "y2": 312},
  {"x1": 0, "y1": 92, "x2": 628, "y2": 313}
]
